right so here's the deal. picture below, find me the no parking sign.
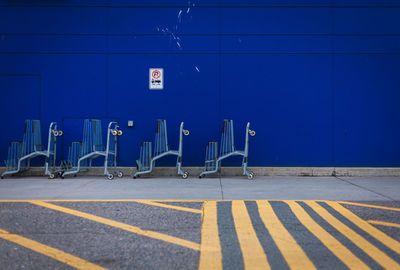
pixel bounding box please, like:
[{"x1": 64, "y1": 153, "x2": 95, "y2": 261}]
[{"x1": 149, "y1": 68, "x2": 164, "y2": 90}]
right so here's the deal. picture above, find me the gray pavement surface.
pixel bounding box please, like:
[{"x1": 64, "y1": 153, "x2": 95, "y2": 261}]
[
  {"x1": 0, "y1": 176, "x2": 399, "y2": 269},
  {"x1": 0, "y1": 176, "x2": 399, "y2": 200},
  {"x1": 0, "y1": 200, "x2": 398, "y2": 269}
]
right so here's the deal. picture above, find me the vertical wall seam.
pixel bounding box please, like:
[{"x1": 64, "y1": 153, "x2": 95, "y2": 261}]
[
  {"x1": 330, "y1": 3, "x2": 336, "y2": 168},
  {"x1": 218, "y1": 0, "x2": 222, "y2": 126},
  {"x1": 105, "y1": 2, "x2": 110, "y2": 117}
]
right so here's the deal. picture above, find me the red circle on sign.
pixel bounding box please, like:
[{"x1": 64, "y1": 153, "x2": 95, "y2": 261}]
[{"x1": 152, "y1": 70, "x2": 161, "y2": 79}]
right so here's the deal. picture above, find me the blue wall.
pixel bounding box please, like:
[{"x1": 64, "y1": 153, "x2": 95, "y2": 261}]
[{"x1": 1, "y1": 1, "x2": 399, "y2": 167}]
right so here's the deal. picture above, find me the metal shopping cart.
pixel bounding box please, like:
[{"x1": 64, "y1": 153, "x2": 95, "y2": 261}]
[
  {"x1": 133, "y1": 120, "x2": 190, "y2": 179},
  {"x1": 199, "y1": 120, "x2": 256, "y2": 179},
  {"x1": 1, "y1": 120, "x2": 62, "y2": 179},
  {"x1": 61, "y1": 119, "x2": 123, "y2": 180}
]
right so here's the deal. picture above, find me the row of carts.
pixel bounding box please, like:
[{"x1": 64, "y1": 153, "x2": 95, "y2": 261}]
[{"x1": 1, "y1": 119, "x2": 255, "y2": 180}]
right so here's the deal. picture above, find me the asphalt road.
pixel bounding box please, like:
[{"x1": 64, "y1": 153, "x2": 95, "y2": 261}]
[{"x1": 0, "y1": 199, "x2": 399, "y2": 269}]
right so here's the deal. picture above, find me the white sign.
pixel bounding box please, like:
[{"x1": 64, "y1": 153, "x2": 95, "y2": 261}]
[{"x1": 149, "y1": 68, "x2": 164, "y2": 90}]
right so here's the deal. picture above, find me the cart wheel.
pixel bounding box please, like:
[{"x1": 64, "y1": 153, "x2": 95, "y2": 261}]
[
  {"x1": 107, "y1": 174, "x2": 114, "y2": 180},
  {"x1": 58, "y1": 130, "x2": 63, "y2": 136},
  {"x1": 1, "y1": 176, "x2": 4, "y2": 179},
  {"x1": 198, "y1": 175, "x2": 202, "y2": 179},
  {"x1": 182, "y1": 172, "x2": 189, "y2": 179},
  {"x1": 133, "y1": 176, "x2": 137, "y2": 179},
  {"x1": 183, "y1": 130, "x2": 190, "y2": 136},
  {"x1": 74, "y1": 174, "x2": 77, "y2": 177},
  {"x1": 247, "y1": 173, "x2": 254, "y2": 180},
  {"x1": 49, "y1": 174, "x2": 55, "y2": 179},
  {"x1": 117, "y1": 172, "x2": 123, "y2": 178},
  {"x1": 118, "y1": 130, "x2": 123, "y2": 136}
]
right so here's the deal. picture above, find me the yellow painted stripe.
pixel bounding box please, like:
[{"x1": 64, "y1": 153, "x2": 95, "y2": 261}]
[
  {"x1": 232, "y1": 201, "x2": 270, "y2": 270},
  {"x1": 137, "y1": 200, "x2": 202, "y2": 214},
  {"x1": 30, "y1": 201, "x2": 200, "y2": 251},
  {"x1": 256, "y1": 201, "x2": 316, "y2": 270},
  {"x1": 0, "y1": 200, "x2": 205, "y2": 203},
  {"x1": 286, "y1": 201, "x2": 370, "y2": 270},
  {"x1": 338, "y1": 201, "x2": 400, "y2": 212},
  {"x1": 47, "y1": 199, "x2": 204, "y2": 202},
  {"x1": 0, "y1": 199, "x2": 340, "y2": 203},
  {"x1": 368, "y1": 220, "x2": 400, "y2": 229},
  {"x1": 198, "y1": 201, "x2": 222, "y2": 270},
  {"x1": 307, "y1": 201, "x2": 400, "y2": 269},
  {"x1": 327, "y1": 201, "x2": 400, "y2": 254},
  {"x1": 0, "y1": 228, "x2": 106, "y2": 270}
]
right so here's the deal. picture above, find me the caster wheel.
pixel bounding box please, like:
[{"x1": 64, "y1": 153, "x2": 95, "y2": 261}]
[
  {"x1": 49, "y1": 174, "x2": 55, "y2": 179},
  {"x1": 74, "y1": 174, "x2": 77, "y2": 178},
  {"x1": 117, "y1": 172, "x2": 123, "y2": 178},
  {"x1": 199, "y1": 175, "x2": 203, "y2": 179},
  {"x1": 107, "y1": 174, "x2": 114, "y2": 180},
  {"x1": 182, "y1": 172, "x2": 188, "y2": 179},
  {"x1": 118, "y1": 130, "x2": 123, "y2": 136},
  {"x1": 1, "y1": 176, "x2": 4, "y2": 179},
  {"x1": 133, "y1": 176, "x2": 137, "y2": 179},
  {"x1": 247, "y1": 173, "x2": 254, "y2": 180}
]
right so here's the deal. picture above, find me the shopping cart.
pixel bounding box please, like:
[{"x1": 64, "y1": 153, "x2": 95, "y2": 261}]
[
  {"x1": 61, "y1": 119, "x2": 123, "y2": 180},
  {"x1": 1, "y1": 120, "x2": 62, "y2": 179},
  {"x1": 199, "y1": 120, "x2": 256, "y2": 179},
  {"x1": 134, "y1": 120, "x2": 189, "y2": 179}
]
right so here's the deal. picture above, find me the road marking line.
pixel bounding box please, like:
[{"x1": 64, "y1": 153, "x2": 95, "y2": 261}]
[
  {"x1": 232, "y1": 201, "x2": 270, "y2": 270},
  {"x1": 368, "y1": 220, "x2": 400, "y2": 229},
  {"x1": 307, "y1": 201, "x2": 400, "y2": 269},
  {"x1": 286, "y1": 201, "x2": 369, "y2": 270},
  {"x1": 327, "y1": 201, "x2": 400, "y2": 254},
  {"x1": 0, "y1": 228, "x2": 106, "y2": 270},
  {"x1": 338, "y1": 201, "x2": 400, "y2": 212},
  {"x1": 136, "y1": 200, "x2": 202, "y2": 214},
  {"x1": 256, "y1": 201, "x2": 316, "y2": 270},
  {"x1": 198, "y1": 201, "x2": 222, "y2": 270},
  {"x1": 30, "y1": 201, "x2": 200, "y2": 251},
  {"x1": 50, "y1": 199, "x2": 204, "y2": 202}
]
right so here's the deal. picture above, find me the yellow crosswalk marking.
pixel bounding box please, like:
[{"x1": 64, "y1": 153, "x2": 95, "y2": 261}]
[
  {"x1": 368, "y1": 220, "x2": 400, "y2": 229},
  {"x1": 0, "y1": 228, "x2": 106, "y2": 270},
  {"x1": 136, "y1": 200, "x2": 202, "y2": 214},
  {"x1": 30, "y1": 201, "x2": 200, "y2": 251},
  {"x1": 232, "y1": 201, "x2": 270, "y2": 270},
  {"x1": 307, "y1": 201, "x2": 400, "y2": 269},
  {"x1": 327, "y1": 201, "x2": 400, "y2": 254},
  {"x1": 338, "y1": 201, "x2": 400, "y2": 212},
  {"x1": 198, "y1": 201, "x2": 222, "y2": 270},
  {"x1": 286, "y1": 201, "x2": 370, "y2": 270},
  {"x1": 256, "y1": 201, "x2": 316, "y2": 270}
]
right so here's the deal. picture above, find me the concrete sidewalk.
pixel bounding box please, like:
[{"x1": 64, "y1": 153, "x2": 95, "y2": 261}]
[{"x1": 0, "y1": 176, "x2": 399, "y2": 201}]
